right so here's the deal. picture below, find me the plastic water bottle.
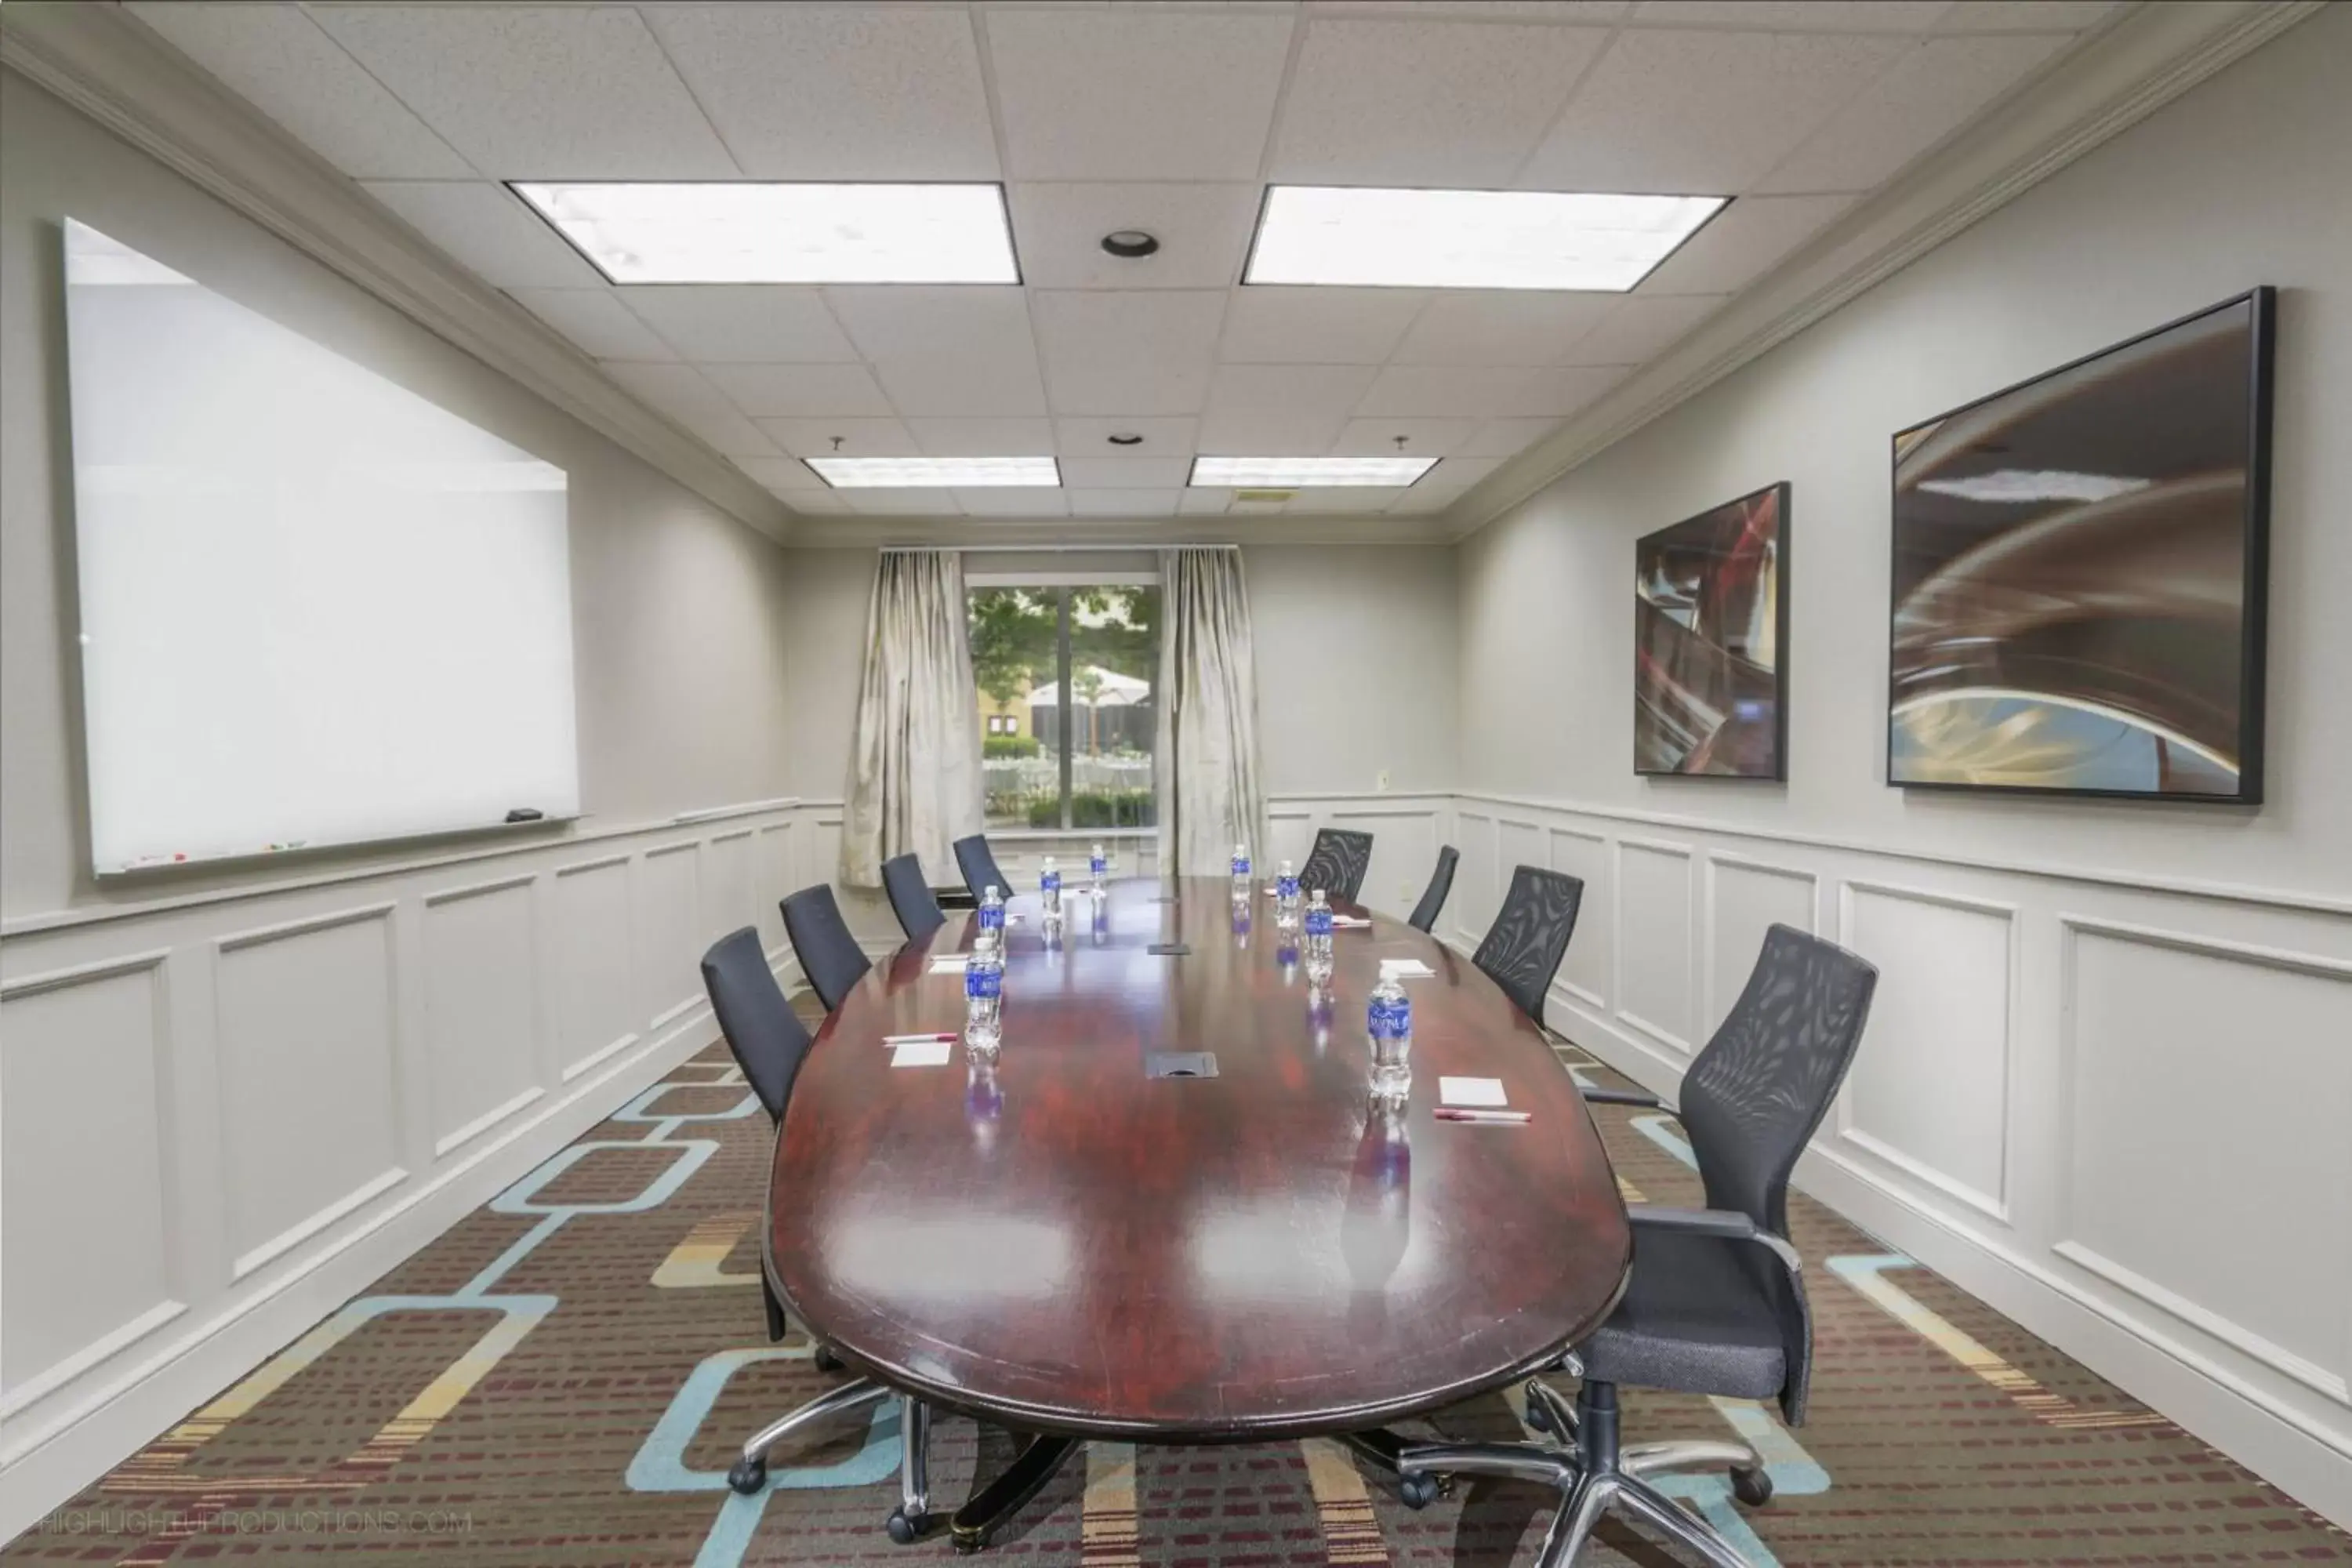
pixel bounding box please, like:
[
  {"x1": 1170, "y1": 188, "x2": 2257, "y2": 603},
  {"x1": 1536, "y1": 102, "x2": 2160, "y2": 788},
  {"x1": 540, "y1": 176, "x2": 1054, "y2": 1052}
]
[
  {"x1": 1304, "y1": 889, "x2": 1334, "y2": 985},
  {"x1": 1089, "y1": 842, "x2": 1108, "y2": 895},
  {"x1": 965, "y1": 939, "x2": 1003, "y2": 1057},
  {"x1": 1367, "y1": 976, "x2": 1412, "y2": 1105},
  {"x1": 1276, "y1": 858, "x2": 1301, "y2": 931},
  {"x1": 977, "y1": 884, "x2": 1005, "y2": 950},
  {"x1": 1040, "y1": 856, "x2": 1062, "y2": 926},
  {"x1": 1231, "y1": 842, "x2": 1252, "y2": 902}
]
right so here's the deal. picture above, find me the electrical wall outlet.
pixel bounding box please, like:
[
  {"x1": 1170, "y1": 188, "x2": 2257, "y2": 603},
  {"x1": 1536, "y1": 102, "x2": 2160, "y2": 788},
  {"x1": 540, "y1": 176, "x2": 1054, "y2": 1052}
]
[{"x1": 1376, "y1": 768, "x2": 1391, "y2": 793}]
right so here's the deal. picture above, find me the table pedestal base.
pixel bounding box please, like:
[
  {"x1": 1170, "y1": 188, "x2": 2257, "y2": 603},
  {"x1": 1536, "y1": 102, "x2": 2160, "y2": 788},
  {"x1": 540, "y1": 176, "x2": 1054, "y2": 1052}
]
[{"x1": 949, "y1": 1433, "x2": 1082, "y2": 1554}]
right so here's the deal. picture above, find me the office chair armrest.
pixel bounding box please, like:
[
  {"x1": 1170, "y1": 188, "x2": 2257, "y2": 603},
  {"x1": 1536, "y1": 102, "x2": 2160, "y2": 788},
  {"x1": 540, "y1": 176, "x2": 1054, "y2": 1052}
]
[
  {"x1": 1577, "y1": 1086, "x2": 1664, "y2": 1110},
  {"x1": 1625, "y1": 1204, "x2": 1802, "y2": 1274}
]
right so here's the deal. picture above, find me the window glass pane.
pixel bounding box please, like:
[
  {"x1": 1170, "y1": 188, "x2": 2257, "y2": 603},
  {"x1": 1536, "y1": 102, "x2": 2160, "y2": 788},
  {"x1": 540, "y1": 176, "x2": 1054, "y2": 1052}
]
[
  {"x1": 969, "y1": 586, "x2": 1057, "y2": 831},
  {"x1": 1069, "y1": 586, "x2": 1158, "y2": 830}
]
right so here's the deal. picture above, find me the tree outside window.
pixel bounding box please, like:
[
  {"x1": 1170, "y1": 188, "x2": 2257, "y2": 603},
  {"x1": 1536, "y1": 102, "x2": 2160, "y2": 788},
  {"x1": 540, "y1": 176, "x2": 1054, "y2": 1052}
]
[{"x1": 967, "y1": 585, "x2": 1158, "y2": 831}]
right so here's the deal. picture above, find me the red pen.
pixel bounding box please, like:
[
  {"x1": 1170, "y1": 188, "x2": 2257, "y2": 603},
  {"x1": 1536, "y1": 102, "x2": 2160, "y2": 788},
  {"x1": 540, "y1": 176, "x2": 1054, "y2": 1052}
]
[
  {"x1": 1435, "y1": 1108, "x2": 1530, "y2": 1124},
  {"x1": 883, "y1": 1032, "x2": 959, "y2": 1044}
]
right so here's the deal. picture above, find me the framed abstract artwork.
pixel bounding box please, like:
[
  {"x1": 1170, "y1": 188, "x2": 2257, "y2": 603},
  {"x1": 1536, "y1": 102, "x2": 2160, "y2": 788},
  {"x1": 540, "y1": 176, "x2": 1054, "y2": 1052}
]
[
  {"x1": 1635, "y1": 481, "x2": 1789, "y2": 779},
  {"x1": 1887, "y1": 289, "x2": 2274, "y2": 801}
]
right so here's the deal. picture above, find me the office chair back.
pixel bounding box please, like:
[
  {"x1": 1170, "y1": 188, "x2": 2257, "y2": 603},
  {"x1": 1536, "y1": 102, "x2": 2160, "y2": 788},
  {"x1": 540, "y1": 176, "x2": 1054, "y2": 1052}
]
[
  {"x1": 1685, "y1": 923, "x2": 1878, "y2": 1242},
  {"x1": 952, "y1": 833, "x2": 1010, "y2": 904},
  {"x1": 700, "y1": 927, "x2": 812, "y2": 1123},
  {"x1": 781, "y1": 884, "x2": 872, "y2": 1014},
  {"x1": 1407, "y1": 845, "x2": 1458, "y2": 934},
  {"x1": 1470, "y1": 866, "x2": 1584, "y2": 1029},
  {"x1": 1298, "y1": 828, "x2": 1374, "y2": 903},
  {"x1": 881, "y1": 853, "x2": 946, "y2": 942}
]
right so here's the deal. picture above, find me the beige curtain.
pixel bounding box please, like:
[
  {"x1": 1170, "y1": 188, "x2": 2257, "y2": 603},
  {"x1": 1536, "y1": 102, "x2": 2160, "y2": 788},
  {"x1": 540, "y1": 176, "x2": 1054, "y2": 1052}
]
[
  {"x1": 840, "y1": 550, "x2": 983, "y2": 888},
  {"x1": 1154, "y1": 548, "x2": 1267, "y2": 879}
]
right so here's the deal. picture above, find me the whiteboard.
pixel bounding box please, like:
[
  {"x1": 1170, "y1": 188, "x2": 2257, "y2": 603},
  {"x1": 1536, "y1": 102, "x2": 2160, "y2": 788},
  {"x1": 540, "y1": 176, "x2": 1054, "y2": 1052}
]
[{"x1": 63, "y1": 220, "x2": 580, "y2": 873}]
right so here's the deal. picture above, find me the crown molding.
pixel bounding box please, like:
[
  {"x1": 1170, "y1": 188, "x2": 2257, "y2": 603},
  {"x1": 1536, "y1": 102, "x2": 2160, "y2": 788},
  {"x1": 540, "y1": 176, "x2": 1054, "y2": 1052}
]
[
  {"x1": 0, "y1": 4, "x2": 794, "y2": 543},
  {"x1": 786, "y1": 513, "x2": 1454, "y2": 549},
  {"x1": 1443, "y1": 0, "x2": 2326, "y2": 543}
]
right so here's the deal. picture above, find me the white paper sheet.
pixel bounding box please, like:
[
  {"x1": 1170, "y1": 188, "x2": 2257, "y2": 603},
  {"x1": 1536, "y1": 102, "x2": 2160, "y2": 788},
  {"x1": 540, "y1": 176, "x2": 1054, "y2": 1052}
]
[
  {"x1": 891, "y1": 1040, "x2": 953, "y2": 1068},
  {"x1": 1379, "y1": 957, "x2": 1436, "y2": 978},
  {"x1": 1439, "y1": 1076, "x2": 1509, "y2": 1107}
]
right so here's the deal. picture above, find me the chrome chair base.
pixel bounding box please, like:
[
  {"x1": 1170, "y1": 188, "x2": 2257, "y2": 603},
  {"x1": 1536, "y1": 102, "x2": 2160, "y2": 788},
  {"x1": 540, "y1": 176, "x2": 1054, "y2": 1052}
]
[
  {"x1": 726, "y1": 1377, "x2": 936, "y2": 1544},
  {"x1": 1399, "y1": 1379, "x2": 1770, "y2": 1568}
]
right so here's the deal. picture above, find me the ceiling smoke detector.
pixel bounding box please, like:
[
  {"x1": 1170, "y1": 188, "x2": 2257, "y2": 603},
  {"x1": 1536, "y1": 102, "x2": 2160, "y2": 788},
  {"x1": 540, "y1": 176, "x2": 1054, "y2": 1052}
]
[{"x1": 1106, "y1": 432, "x2": 1145, "y2": 446}]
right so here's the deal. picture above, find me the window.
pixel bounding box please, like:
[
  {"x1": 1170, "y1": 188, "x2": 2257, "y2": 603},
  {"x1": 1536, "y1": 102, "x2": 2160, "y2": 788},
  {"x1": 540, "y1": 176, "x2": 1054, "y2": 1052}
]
[{"x1": 969, "y1": 584, "x2": 1159, "y2": 832}]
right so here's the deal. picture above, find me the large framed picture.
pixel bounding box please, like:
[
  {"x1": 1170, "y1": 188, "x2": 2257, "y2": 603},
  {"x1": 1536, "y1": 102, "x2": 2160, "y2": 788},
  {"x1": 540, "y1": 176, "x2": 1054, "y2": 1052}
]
[
  {"x1": 1887, "y1": 290, "x2": 2274, "y2": 802},
  {"x1": 1635, "y1": 481, "x2": 1788, "y2": 779}
]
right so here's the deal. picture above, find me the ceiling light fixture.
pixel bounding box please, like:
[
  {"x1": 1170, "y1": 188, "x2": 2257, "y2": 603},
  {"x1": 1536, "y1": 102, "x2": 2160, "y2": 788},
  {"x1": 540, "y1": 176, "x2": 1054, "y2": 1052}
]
[
  {"x1": 806, "y1": 456, "x2": 1060, "y2": 488},
  {"x1": 1243, "y1": 186, "x2": 1726, "y2": 292},
  {"x1": 509, "y1": 182, "x2": 1020, "y2": 284},
  {"x1": 1106, "y1": 432, "x2": 1145, "y2": 446},
  {"x1": 1189, "y1": 456, "x2": 1438, "y2": 488},
  {"x1": 1100, "y1": 230, "x2": 1160, "y2": 259}
]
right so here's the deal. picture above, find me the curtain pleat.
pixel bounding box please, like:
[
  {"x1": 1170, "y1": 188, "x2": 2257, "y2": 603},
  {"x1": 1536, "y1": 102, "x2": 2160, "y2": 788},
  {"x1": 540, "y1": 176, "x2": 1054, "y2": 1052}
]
[
  {"x1": 840, "y1": 551, "x2": 983, "y2": 888},
  {"x1": 1153, "y1": 549, "x2": 1267, "y2": 879}
]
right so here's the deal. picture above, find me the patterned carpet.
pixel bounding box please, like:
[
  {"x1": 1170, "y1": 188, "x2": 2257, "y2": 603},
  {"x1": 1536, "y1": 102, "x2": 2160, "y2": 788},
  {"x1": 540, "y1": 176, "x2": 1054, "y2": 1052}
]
[{"x1": 8, "y1": 1009, "x2": 2346, "y2": 1567}]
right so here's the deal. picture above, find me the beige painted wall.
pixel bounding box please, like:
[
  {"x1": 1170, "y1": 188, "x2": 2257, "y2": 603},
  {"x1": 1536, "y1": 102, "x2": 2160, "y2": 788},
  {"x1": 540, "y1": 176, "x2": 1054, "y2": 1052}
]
[
  {"x1": 0, "y1": 72, "x2": 804, "y2": 919},
  {"x1": 1454, "y1": 7, "x2": 2351, "y2": 898}
]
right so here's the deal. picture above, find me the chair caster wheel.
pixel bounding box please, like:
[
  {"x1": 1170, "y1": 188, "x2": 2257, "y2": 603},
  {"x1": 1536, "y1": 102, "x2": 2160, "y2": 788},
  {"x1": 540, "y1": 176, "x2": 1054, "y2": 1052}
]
[
  {"x1": 1731, "y1": 1466, "x2": 1773, "y2": 1507},
  {"x1": 887, "y1": 1508, "x2": 927, "y2": 1544},
  {"x1": 813, "y1": 1345, "x2": 845, "y2": 1374},
  {"x1": 1398, "y1": 1471, "x2": 1442, "y2": 1509},
  {"x1": 727, "y1": 1456, "x2": 766, "y2": 1495}
]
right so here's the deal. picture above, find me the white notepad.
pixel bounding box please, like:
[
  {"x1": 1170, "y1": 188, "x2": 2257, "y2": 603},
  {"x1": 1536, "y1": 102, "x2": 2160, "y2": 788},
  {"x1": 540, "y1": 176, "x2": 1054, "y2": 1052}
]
[
  {"x1": 891, "y1": 1040, "x2": 953, "y2": 1068},
  {"x1": 1379, "y1": 958, "x2": 1436, "y2": 978},
  {"x1": 1439, "y1": 1076, "x2": 1509, "y2": 1108},
  {"x1": 1331, "y1": 915, "x2": 1372, "y2": 929},
  {"x1": 927, "y1": 956, "x2": 969, "y2": 975}
]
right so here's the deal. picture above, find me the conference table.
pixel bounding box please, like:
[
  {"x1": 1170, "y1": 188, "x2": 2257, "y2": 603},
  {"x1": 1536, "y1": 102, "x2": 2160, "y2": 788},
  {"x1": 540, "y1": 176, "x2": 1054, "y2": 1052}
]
[{"x1": 768, "y1": 875, "x2": 1631, "y2": 1550}]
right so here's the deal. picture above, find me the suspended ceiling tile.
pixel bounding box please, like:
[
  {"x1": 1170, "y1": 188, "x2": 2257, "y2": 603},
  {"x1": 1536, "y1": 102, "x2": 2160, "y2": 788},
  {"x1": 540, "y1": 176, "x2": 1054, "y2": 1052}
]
[
  {"x1": 1458, "y1": 417, "x2": 1566, "y2": 458},
  {"x1": 127, "y1": 2, "x2": 474, "y2": 178},
  {"x1": 844, "y1": 488, "x2": 955, "y2": 516},
  {"x1": 702, "y1": 361, "x2": 895, "y2": 419},
  {"x1": 982, "y1": 7, "x2": 1294, "y2": 180},
  {"x1": 822, "y1": 287, "x2": 1036, "y2": 365},
  {"x1": 616, "y1": 286, "x2": 859, "y2": 363},
  {"x1": 731, "y1": 456, "x2": 825, "y2": 492},
  {"x1": 509, "y1": 288, "x2": 677, "y2": 361},
  {"x1": 1057, "y1": 457, "x2": 1195, "y2": 489},
  {"x1": 1635, "y1": 192, "x2": 1857, "y2": 293},
  {"x1": 1217, "y1": 289, "x2": 1432, "y2": 365},
  {"x1": 644, "y1": 4, "x2": 998, "y2": 178},
  {"x1": 1204, "y1": 363, "x2": 1383, "y2": 417},
  {"x1": 1520, "y1": 27, "x2": 1908, "y2": 193},
  {"x1": 1390, "y1": 292, "x2": 1623, "y2": 366},
  {"x1": 906, "y1": 418, "x2": 1058, "y2": 457},
  {"x1": 1195, "y1": 407, "x2": 1354, "y2": 456},
  {"x1": 1560, "y1": 292, "x2": 1726, "y2": 364},
  {"x1": 1757, "y1": 32, "x2": 2073, "y2": 194},
  {"x1": 1007, "y1": 183, "x2": 1264, "y2": 291},
  {"x1": 954, "y1": 487, "x2": 1072, "y2": 517},
  {"x1": 1933, "y1": 2, "x2": 2123, "y2": 31},
  {"x1": 1330, "y1": 418, "x2": 1482, "y2": 458},
  {"x1": 1354, "y1": 364, "x2": 1624, "y2": 419},
  {"x1": 315, "y1": 5, "x2": 738, "y2": 179},
  {"x1": 1033, "y1": 291, "x2": 1229, "y2": 416},
  {"x1": 1272, "y1": 17, "x2": 1610, "y2": 185},
  {"x1": 1629, "y1": 1, "x2": 1948, "y2": 30},
  {"x1": 1178, "y1": 486, "x2": 1236, "y2": 515},
  {"x1": 1282, "y1": 486, "x2": 1409, "y2": 514},
  {"x1": 782, "y1": 487, "x2": 855, "y2": 514},
  {"x1": 599, "y1": 361, "x2": 782, "y2": 458},
  {"x1": 1053, "y1": 417, "x2": 1202, "y2": 457},
  {"x1": 1065, "y1": 488, "x2": 1188, "y2": 518},
  {"x1": 871, "y1": 350, "x2": 1051, "y2": 418},
  {"x1": 362, "y1": 180, "x2": 602, "y2": 288}
]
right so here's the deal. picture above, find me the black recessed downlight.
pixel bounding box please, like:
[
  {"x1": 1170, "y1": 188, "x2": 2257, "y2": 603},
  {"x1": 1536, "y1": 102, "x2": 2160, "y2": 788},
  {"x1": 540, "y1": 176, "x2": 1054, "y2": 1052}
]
[
  {"x1": 1106, "y1": 432, "x2": 1145, "y2": 446},
  {"x1": 1100, "y1": 230, "x2": 1160, "y2": 260}
]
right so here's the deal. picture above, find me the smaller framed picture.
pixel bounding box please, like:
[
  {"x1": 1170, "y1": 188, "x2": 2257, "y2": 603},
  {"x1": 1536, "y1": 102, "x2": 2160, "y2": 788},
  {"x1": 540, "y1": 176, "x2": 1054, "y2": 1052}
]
[{"x1": 1635, "y1": 481, "x2": 1790, "y2": 780}]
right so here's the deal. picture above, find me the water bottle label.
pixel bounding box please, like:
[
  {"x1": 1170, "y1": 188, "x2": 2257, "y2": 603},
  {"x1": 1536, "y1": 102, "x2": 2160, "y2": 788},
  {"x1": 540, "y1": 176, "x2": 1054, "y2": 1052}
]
[
  {"x1": 965, "y1": 967, "x2": 1001, "y2": 1000},
  {"x1": 1277, "y1": 874, "x2": 1298, "y2": 898},
  {"x1": 1041, "y1": 871, "x2": 1060, "y2": 891},
  {"x1": 1369, "y1": 996, "x2": 1410, "y2": 1040},
  {"x1": 979, "y1": 906, "x2": 1004, "y2": 930},
  {"x1": 1232, "y1": 855, "x2": 1250, "y2": 876},
  {"x1": 1306, "y1": 909, "x2": 1333, "y2": 937},
  {"x1": 1091, "y1": 855, "x2": 1107, "y2": 877}
]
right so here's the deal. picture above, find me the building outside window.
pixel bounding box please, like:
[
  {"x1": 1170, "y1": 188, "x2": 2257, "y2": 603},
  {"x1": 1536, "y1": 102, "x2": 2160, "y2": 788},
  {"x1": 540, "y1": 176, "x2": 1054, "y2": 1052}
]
[{"x1": 967, "y1": 583, "x2": 1158, "y2": 832}]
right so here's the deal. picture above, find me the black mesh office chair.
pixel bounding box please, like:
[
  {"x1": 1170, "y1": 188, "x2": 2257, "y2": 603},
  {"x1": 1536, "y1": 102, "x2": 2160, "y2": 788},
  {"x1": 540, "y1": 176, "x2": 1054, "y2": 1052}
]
[
  {"x1": 1472, "y1": 866, "x2": 1584, "y2": 1030},
  {"x1": 1399, "y1": 925, "x2": 1878, "y2": 1568},
  {"x1": 1299, "y1": 828, "x2": 1374, "y2": 903},
  {"x1": 881, "y1": 853, "x2": 946, "y2": 942},
  {"x1": 781, "y1": 884, "x2": 871, "y2": 1014},
  {"x1": 702, "y1": 928, "x2": 938, "y2": 1541},
  {"x1": 1407, "y1": 845, "x2": 1459, "y2": 934},
  {"x1": 952, "y1": 833, "x2": 1010, "y2": 905}
]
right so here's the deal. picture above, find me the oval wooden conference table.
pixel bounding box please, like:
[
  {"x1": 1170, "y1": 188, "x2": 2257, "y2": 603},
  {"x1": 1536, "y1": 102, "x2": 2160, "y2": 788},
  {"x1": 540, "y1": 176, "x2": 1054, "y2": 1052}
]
[{"x1": 768, "y1": 875, "x2": 1630, "y2": 1550}]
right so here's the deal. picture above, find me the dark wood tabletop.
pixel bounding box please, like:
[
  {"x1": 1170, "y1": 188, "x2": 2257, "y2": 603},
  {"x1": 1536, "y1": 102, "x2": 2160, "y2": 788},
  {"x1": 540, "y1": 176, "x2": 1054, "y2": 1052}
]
[{"x1": 768, "y1": 875, "x2": 1630, "y2": 1443}]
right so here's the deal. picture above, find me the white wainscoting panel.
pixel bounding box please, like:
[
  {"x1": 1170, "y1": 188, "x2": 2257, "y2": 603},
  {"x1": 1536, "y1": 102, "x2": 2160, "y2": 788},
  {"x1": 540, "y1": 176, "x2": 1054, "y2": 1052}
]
[
  {"x1": 1548, "y1": 826, "x2": 1609, "y2": 1009},
  {"x1": 553, "y1": 855, "x2": 637, "y2": 1083},
  {"x1": 0, "y1": 953, "x2": 180, "y2": 1410},
  {"x1": 1334, "y1": 806, "x2": 1443, "y2": 921},
  {"x1": 421, "y1": 876, "x2": 541, "y2": 1159},
  {"x1": 2057, "y1": 918, "x2": 2352, "y2": 1403},
  {"x1": 1837, "y1": 880, "x2": 2014, "y2": 1222},
  {"x1": 1703, "y1": 854, "x2": 1817, "y2": 1040},
  {"x1": 1454, "y1": 809, "x2": 1498, "y2": 949},
  {"x1": 1614, "y1": 838, "x2": 1694, "y2": 1054},
  {"x1": 212, "y1": 906, "x2": 404, "y2": 1280},
  {"x1": 0, "y1": 798, "x2": 812, "y2": 1537}
]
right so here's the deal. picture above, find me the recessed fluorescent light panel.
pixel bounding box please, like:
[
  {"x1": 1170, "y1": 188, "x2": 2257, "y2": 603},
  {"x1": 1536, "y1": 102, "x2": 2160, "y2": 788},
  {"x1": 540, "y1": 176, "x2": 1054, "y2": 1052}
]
[
  {"x1": 806, "y1": 456, "x2": 1059, "y2": 488},
  {"x1": 1189, "y1": 456, "x2": 1438, "y2": 488},
  {"x1": 1244, "y1": 187, "x2": 1726, "y2": 292},
  {"x1": 509, "y1": 183, "x2": 1019, "y2": 284}
]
